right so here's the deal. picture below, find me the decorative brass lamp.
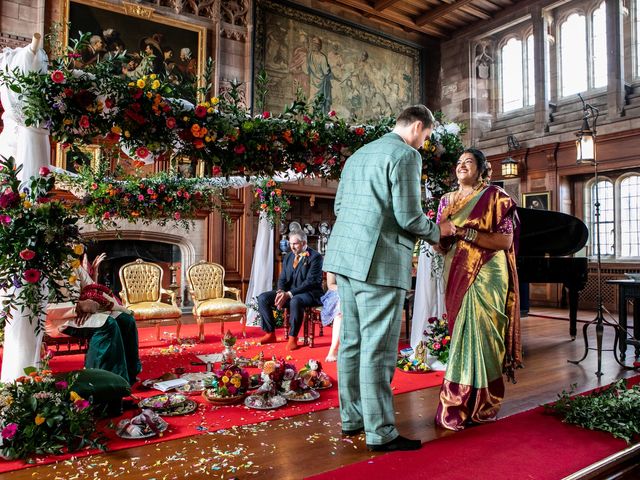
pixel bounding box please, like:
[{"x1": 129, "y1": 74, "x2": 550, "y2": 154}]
[
  {"x1": 575, "y1": 104, "x2": 596, "y2": 164},
  {"x1": 501, "y1": 134, "x2": 521, "y2": 178}
]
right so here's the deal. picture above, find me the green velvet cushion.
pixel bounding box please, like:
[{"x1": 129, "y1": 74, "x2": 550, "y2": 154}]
[{"x1": 69, "y1": 368, "x2": 131, "y2": 401}]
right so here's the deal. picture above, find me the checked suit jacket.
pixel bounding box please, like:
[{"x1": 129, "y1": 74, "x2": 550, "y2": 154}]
[{"x1": 323, "y1": 132, "x2": 440, "y2": 291}]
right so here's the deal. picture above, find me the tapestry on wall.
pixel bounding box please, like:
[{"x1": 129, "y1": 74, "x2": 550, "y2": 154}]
[{"x1": 254, "y1": 0, "x2": 422, "y2": 120}]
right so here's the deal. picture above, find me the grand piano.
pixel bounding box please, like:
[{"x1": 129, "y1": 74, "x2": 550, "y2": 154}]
[{"x1": 516, "y1": 207, "x2": 589, "y2": 338}]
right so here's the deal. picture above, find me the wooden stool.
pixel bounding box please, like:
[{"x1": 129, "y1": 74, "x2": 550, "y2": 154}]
[{"x1": 283, "y1": 306, "x2": 323, "y2": 347}]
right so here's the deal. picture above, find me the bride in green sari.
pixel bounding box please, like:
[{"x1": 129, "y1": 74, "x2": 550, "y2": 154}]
[{"x1": 434, "y1": 148, "x2": 522, "y2": 431}]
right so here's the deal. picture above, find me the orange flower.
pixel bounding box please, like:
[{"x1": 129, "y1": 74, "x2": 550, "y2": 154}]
[{"x1": 35, "y1": 415, "x2": 45, "y2": 426}]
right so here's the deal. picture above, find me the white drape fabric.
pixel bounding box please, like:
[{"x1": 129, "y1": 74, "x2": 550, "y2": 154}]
[
  {"x1": 244, "y1": 213, "x2": 274, "y2": 326},
  {"x1": 0, "y1": 43, "x2": 50, "y2": 382}
]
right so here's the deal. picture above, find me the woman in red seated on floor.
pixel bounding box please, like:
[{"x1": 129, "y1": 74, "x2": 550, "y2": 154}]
[{"x1": 47, "y1": 254, "x2": 141, "y2": 385}]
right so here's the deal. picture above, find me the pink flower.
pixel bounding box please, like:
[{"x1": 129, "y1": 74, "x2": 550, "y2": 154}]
[
  {"x1": 166, "y1": 117, "x2": 176, "y2": 129},
  {"x1": 74, "y1": 399, "x2": 90, "y2": 411},
  {"x1": 433, "y1": 342, "x2": 441, "y2": 350},
  {"x1": 23, "y1": 269, "x2": 41, "y2": 283},
  {"x1": 39, "y1": 166, "x2": 51, "y2": 176},
  {"x1": 19, "y1": 249, "x2": 36, "y2": 260},
  {"x1": 137, "y1": 194, "x2": 145, "y2": 201},
  {"x1": 55, "y1": 380, "x2": 68, "y2": 390},
  {"x1": 234, "y1": 144, "x2": 246, "y2": 155},
  {"x1": 50, "y1": 70, "x2": 65, "y2": 84},
  {"x1": 79, "y1": 115, "x2": 90, "y2": 129},
  {"x1": 262, "y1": 111, "x2": 271, "y2": 119},
  {"x1": 147, "y1": 188, "x2": 154, "y2": 195},
  {"x1": 102, "y1": 212, "x2": 111, "y2": 220},
  {"x1": 135, "y1": 146, "x2": 150, "y2": 159},
  {"x1": 426, "y1": 210, "x2": 435, "y2": 219},
  {"x1": 1, "y1": 423, "x2": 17, "y2": 440},
  {"x1": 0, "y1": 190, "x2": 20, "y2": 208},
  {"x1": 427, "y1": 317, "x2": 437, "y2": 324},
  {"x1": 91, "y1": 183, "x2": 98, "y2": 190},
  {"x1": 0, "y1": 214, "x2": 11, "y2": 225},
  {"x1": 328, "y1": 110, "x2": 336, "y2": 117},
  {"x1": 173, "y1": 212, "x2": 181, "y2": 220},
  {"x1": 303, "y1": 115, "x2": 311, "y2": 124},
  {"x1": 274, "y1": 206, "x2": 280, "y2": 212}
]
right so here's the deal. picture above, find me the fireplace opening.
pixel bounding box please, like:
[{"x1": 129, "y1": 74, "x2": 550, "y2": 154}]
[{"x1": 86, "y1": 240, "x2": 183, "y2": 305}]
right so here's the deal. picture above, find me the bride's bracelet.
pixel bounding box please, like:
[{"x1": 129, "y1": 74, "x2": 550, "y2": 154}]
[{"x1": 463, "y1": 228, "x2": 478, "y2": 243}]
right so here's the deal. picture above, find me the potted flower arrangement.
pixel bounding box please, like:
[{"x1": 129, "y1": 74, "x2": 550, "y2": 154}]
[
  {"x1": 0, "y1": 156, "x2": 83, "y2": 335},
  {"x1": 202, "y1": 365, "x2": 249, "y2": 405},
  {"x1": 423, "y1": 314, "x2": 451, "y2": 368},
  {"x1": 221, "y1": 330, "x2": 237, "y2": 365},
  {"x1": 0, "y1": 355, "x2": 104, "y2": 461},
  {"x1": 397, "y1": 341, "x2": 431, "y2": 373},
  {"x1": 298, "y1": 359, "x2": 332, "y2": 389}
]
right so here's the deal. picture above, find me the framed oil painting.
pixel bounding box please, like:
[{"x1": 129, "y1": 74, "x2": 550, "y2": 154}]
[
  {"x1": 55, "y1": 143, "x2": 103, "y2": 173},
  {"x1": 254, "y1": 0, "x2": 422, "y2": 120},
  {"x1": 63, "y1": 0, "x2": 206, "y2": 99},
  {"x1": 522, "y1": 191, "x2": 551, "y2": 210}
]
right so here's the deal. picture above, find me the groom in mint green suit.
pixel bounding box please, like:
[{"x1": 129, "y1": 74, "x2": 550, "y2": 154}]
[{"x1": 324, "y1": 105, "x2": 456, "y2": 451}]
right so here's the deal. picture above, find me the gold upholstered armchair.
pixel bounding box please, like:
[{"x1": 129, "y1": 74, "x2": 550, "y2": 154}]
[
  {"x1": 119, "y1": 259, "x2": 182, "y2": 341},
  {"x1": 187, "y1": 261, "x2": 247, "y2": 342}
]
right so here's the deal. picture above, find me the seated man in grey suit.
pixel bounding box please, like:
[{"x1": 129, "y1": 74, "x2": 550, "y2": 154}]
[{"x1": 257, "y1": 231, "x2": 324, "y2": 350}]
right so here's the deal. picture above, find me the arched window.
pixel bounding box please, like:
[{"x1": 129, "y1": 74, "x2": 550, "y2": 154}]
[
  {"x1": 560, "y1": 13, "x2": 588, "y2": 96},
  {"x1": 501, "y1": 38, "x2": 524, "y2": 112},
  {"x1": 591, "y1": 2, "x2": 607, "y2": 88},
  {"x1": 620, "y1": 175, "x2": 640, "y2": 257},
  {"x1": 585, "y1": 179, "x2": 615, "y2": 257},
  {"x1": 526, "y1": 34, "x2": 535, "y2": 105}
]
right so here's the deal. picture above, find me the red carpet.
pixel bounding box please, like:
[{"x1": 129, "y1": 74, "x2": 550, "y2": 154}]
[
  {"x1": 0, "y1": 321, "x2": 443, "y2": 473},
  {"x1": 308, "y1": 377, "x2": 640, "y2": 480}
]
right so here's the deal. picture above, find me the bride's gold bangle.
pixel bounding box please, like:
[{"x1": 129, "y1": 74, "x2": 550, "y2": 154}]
[{"x1": 464, "y1": 228, "x2": 478, "y2": 243}]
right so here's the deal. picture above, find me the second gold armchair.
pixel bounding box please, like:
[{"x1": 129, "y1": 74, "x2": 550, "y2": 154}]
[{"x1": 187, "y1": 261, "x2": 247, "y2": 342}]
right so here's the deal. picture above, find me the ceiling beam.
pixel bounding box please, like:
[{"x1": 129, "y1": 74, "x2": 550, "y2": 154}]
[
  {"x1": 332, "y1": 0, "x2": 448, "y2": 37},
  {"x1": 415, "y1": 0, "x2": 478, "y2": 26},
  {"x1": 374, "y1": 0, "x2": 404, "y2": 10}
]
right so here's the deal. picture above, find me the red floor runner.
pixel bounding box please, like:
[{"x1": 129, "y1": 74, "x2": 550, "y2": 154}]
[
  {"x1": 0, "y1": 321, "x2": 443, "y2": 473},
  {"x1": 308, "y1": 377, "x2": 640, "y2": 480}
]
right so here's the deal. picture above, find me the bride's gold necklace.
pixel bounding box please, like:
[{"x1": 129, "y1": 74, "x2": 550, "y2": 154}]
[{"x1": 442, "y1": 181, "x2": 484, "y2": 220}]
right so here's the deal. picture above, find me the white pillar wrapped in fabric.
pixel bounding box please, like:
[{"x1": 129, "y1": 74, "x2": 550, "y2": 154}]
[
  {"x1": 244, "y1": 213, "x2": 274, "y2": 326},
  {"x1": 0, "y1": 34, "x2": 51, "y2": 382}
]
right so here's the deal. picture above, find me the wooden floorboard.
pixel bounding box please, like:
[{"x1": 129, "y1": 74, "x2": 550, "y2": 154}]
[{"x1": 3, "y1": 308, "x2": 638, "y2": 479}]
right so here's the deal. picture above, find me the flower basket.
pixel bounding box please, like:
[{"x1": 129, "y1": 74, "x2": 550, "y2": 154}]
[{"x1": 202, "y1": 390, "x2": 246, "y2": 405}]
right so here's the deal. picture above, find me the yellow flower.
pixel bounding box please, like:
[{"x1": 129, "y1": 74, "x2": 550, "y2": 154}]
[
  {"x1": 221, "y1": 375, "x2": 230, "y2": 384},
  {"x1": 151, "y1": 80, "x2": 160, "y2": 90},
  {"x1": 183, "y1": 116, "x2": 189, "y2": 121},
  {"x1": 150, "y1": 73, "x2": 157, "y2": 80},
  {"x1": 136, "y1": 78, "x2": 146, "y2": 89},
  {"x1": 70, "y1": 391, "x2": 82, "y2": 402},
  {"x1": 73, "y1": 244, "x2": 85, "y2": 255},
  {"x1": 207, "y1": 107, "x2": 214, "y2": 114},
  {"x1": 71, "y1": 259, "x2": 81, "y2": 269},
  {"x1": 423, "y1": 140, "x2": 430, "y2": 150},
  {"x1": 146, "y1": 91, "x2": 153, "y2": 99},
  {"x1": 23, "y1": 200, "x2": 32, "y2": 208},
  {"x1": 35, "y1": 415, "x2": 45, "y2": 426},
  {"x1": 68, "y1": 274, "x2": 77, "y2": 284},
  {"x1": 63, "y1": 119, "x2": 73, "y2": 126},
  {"x1": 210, "y1": 97, "x2": 219, "y2": 105},
  {"x1": 19, "y1": 192, "x2": 26, "y2": 199}
]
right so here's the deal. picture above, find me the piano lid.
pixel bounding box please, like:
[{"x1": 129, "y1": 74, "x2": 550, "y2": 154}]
[{"x1": 516, "y1": 207, "x2": 588, "y2": 257}]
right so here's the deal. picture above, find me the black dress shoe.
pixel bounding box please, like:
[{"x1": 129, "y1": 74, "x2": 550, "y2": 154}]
[
  {"x1": 367, "y1": 435, "x2": 422, "y2": 452},
  {"x1": 341, "y1": 427, "x2": 364, "y2": 436}
]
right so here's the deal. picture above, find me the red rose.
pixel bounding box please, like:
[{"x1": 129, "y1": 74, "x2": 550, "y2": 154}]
[
  {"x1": 234, "y1": 144, "x2": 246, "y2": 155},
  {"x1": 19, "y1": 249, "x2": 35, "y2": 260},
  {"x1": 23, "y1": 269, "x2": 41, "y2": 284},
  {"x1": 329, "y1": 110, "x2": 336, "y2": 117},
  {"x1": 50, "y1": 70, "x2": 65, "y2": 84},
  {"x1": 212, "y1": 166, "x2": 222, "y2": 176},
  {"x1": 262, "y1": 111, "x2": 271, "y2": 119},
  {"x1": 38, "y1": 166, "x2": 50, "y2": 177},
  {"x1": 104, "y1": 98, "x2": 114, "y2": 109},
  {"x1": 166, "y1": 117, "x2": 176, "y2": 129},
  {"x1": 102, "y1": 212, "x2": 111, "y2": 220},
  {"x1": 354, "y1": 127, "x2": 365, "y2": 136},
  {"x1": 63, "y1": 88, "x2": 74, "y2": 97},
  {"x1": 195, "y1": 105, "x2": 207, "y2": 118},
  {"x1": 135, "y1": 147, "x2": 150, "y2": 159},
  {"x1": 79, "y1": 115, "x2": 90, "y2": 129}
]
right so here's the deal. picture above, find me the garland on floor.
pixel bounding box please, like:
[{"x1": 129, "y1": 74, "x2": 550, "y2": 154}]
[{"x1": 545, "y1": 379, "x2": 640, "y2": 443}]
